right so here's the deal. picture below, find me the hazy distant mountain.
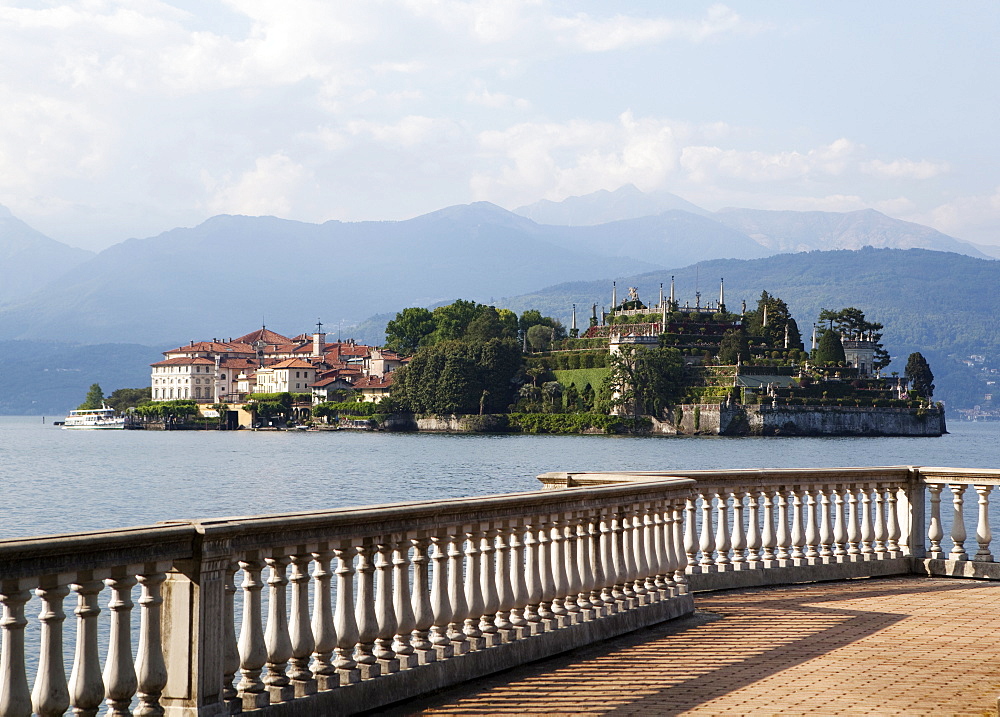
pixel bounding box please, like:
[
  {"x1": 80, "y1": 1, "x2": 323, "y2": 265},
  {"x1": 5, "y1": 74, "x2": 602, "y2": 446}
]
[
  {"x1": 713, "y1": 207, "x2": 990, "y2": 258},
  {"x1": 545, "y1": 210, "x2": 773, "y2": 267},
  {"x1": 0, "y1": 206, "x2": 93, "y2": 304},
  {"x1": 0, "y1": 203, "x2": 660, "y2": 345},
  {"x1": 514, "y1": 184, "x2": 710, "y2": 225}
]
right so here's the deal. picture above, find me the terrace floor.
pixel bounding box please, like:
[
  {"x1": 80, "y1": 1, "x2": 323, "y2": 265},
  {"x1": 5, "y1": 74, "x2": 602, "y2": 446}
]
[{"x1": 389, "y1": 577, "x2": 1000, "y2": 716}]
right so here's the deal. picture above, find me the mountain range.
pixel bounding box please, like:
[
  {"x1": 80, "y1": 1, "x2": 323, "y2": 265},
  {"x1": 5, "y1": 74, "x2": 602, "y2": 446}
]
[
  {"x1": 0, "y1": 187, "x2": 992, "y2": 346},
  {"x1": 1, "y1": 186, "x2": 998, "y2": 413}
]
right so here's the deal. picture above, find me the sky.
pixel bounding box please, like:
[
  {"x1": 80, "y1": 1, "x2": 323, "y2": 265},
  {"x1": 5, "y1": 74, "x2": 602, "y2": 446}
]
[{"x1": 2, "y1": 1, "x2": 999, "y2": 251}]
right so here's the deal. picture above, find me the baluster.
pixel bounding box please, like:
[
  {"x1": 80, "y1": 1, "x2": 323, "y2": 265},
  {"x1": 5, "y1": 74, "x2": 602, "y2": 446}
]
[
  {"x1": 392, "y1": 537, "x2": 418, "y2": 669},
  {"x1": 237, "y1": 559, "x2": 269, "y2": 708},
  {"x1": 32, "y1": 583, "x2": 70, "y2": 717},
  {"x1": 611, "y1": 509, "x2": 629, "y2": 604},
  {"x1": 373, "y1": 539, "x2": 399, "y2": 673},
  {"x1": 460, "y1": 526, "x2": 484, "y2": 648},
  {"x1": 833, "y1": 487, "x2": 847, "y2": 558},
  {"x1": 69, "y1": 579, "x2": 105, "y2": 717},
  {"x1": 508, "y1": 520, "x2": 531, "y2": 631},
  {"x1": 289, "y1": 554, "x2": 317, "y2": 696},
  {"x1": 638, "y1": 505, "x2": 657, "y2": 600},
  {"x1": 633, "y1": 506, "x2": 651, "y2": 601},
  {"x1": 535, "y1": 516, "x2": 555, "y2": 623},
  {"x1": 219, "y1": 563, "x2": 240, "y2": 711},
  {"x1": 745, "y1": 491, "x2": 761, "y2": 566},
  {"x1": 873, "y1": 485, "x2": 888, "y2": 555},
  {"x1": 333, "y1": 544, "x2": 361, "y2": 684},
  {"x1": 652, "y1": 502, "x2": 670, "y2": 593},
  {"x1": 310, "y1": 549, "x2": 339, "y2": 688},
  {"x1": 804, "y1": 489, "x2": 819, "y2": 561},
  {"x1": 860, "y1": 486, "x2": 875, "y2": 556},
  {"x1": 683, "y1": 497, "x2": 698, "y2": 574},
  {"x1": 775, "y1": 490, "x2": 791, "y2": 563},
  {"x1": 480, "y1": 526, "x2": 501, "y2": 640},
  {"x1": 581, "y1": 512, "x2": 601, "y2": 615},
  {"x1": 103, "y1": 574, "x2": 138, "y2": 716},
  {"x1": 573, "y1": 514, "x2": 594, "y2": 614},
  {"x1": 522, "y1": 519, "x2": 544, "y2": 628},
  {"x1": 887, "y1": 487, "x2": 902, "y2": 556},
  {"x1": 0, "y1": 586, "x2": 32, "y2": 717},
  {"x1": 950, "y1": 485, "x2": 969, "y2": 560},
  {"x1": 672, "y1": 502, "x2": 689, "y2": 594},
  {"x1": 626, "y1": 509, "x2": 646, "y2": 601},
  {"x1": 446, "y1": 529, "x2": 469, "y2": 653},
  {"x1": 134, "y1": 571, "x2": 168, "y2": 717},
  {"x1": 847, "y1": 487, "x2": 861, "y2": 556},
  {"x1": 495, "y1": 522, "x2": 515, "y2": 635},
  {"x1": 974, "y1": 486, "x2": 994, "y2": 562},
  {"x1": 761, "y1": 490, "x2": 777, "y2": 565},
  {"x1": 818, "y1": 488, "x2": 833, "y2": 560},
  {"x1": 410, "y1": 536, "x2": 438, "y2": 664},
  {"x1": 714, "y1": 492, "x2": 732, "y2": 569},
  {"x1": 548, "y1": 516, "x2": 568, "y2": 619},
  {"x1": 927, "y1": 484, "x2": 944, "y2": 559},
  {"x1": 699, "y1": 492, "x2": 716, "y2": 571},
  {"x1": 730, "y1": 490, "x2": 746, "y2": 567},
  {"x1": 598, "y1": 510, "x2": 617, "y2": 611},
  {"x1": 656, "y1": 502, "x2": 676, "y2": 596},
  {"x1": 562, "y1": 515, "x2": 582, "y2": 617},
  {"x1": 354, "y1": 543, "x2": 381, "y2": 676},
  {"x1": 789, "y1": 489, "x2": 804, "y2": 562},
  {"x1": 264, "y1": 554, "x2": 294, "y2": 700}
]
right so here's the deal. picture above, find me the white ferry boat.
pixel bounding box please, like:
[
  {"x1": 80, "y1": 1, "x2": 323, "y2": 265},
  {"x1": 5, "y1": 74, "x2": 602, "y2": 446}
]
[{"x1": 62, "y1": 404, "x2": 125, "y2": 429}]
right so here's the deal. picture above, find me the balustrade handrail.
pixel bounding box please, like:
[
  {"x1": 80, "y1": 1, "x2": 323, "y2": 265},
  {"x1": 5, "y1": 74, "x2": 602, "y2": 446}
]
[
  {"x1": 0, "y1": 478, "x2": 696, "y2": 576},
  {"x1": 539, "y1": 466, "x2": 919, "y2": 490}
]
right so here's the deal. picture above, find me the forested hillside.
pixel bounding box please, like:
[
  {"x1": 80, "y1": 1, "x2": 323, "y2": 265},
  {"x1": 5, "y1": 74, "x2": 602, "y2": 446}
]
[{"x1": 497, "y1": 248, "x2": 1000, "y2": 409}]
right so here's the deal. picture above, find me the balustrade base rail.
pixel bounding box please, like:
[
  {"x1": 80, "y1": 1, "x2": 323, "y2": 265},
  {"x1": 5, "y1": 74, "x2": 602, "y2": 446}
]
[
  {"x1": 687, "y1": 557, "x2": 912, "y2": 592},
  {"x1": 914, "y1": 558, "x2": 1000, "y2": 581},
  {"x1": 253, "y1": 594, "x2": 694, "y2": 716}
]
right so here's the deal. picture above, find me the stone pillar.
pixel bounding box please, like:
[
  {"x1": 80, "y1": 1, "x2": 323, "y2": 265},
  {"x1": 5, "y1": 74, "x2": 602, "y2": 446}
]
[{"x1": 161, "y1": 528, "x2": 232, "y2": 716}]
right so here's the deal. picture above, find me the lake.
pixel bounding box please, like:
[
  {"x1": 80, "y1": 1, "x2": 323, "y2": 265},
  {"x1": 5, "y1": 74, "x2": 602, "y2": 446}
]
[{"x1": 2, "y1": 416, "x2": 998, "y2": 540}]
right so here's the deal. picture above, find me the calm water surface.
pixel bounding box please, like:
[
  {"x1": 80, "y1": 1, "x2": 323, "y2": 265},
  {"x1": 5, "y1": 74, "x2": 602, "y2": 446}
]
[{"x1": 2, "y1": 416, "x2": 999, "y2": 539}]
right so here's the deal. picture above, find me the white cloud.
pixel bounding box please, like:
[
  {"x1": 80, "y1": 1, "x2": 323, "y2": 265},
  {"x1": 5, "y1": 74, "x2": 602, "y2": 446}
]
[
  {"x1": 473, "y1": 111, "x2": 682, "y2": 204},
  {"x1": 466, "y1": 87, "x2": 531, "y2": 110},
  {"x1": 680, "y1": 138, "x2": 858, "y2": 184},
  {"x1": 862, "y1": 158, "x2": 949, "y2": 180},
  {"x1": 918, "y1": 187, "x2": 1000, "y2": 244},
  {"x1": 202, "y1": 153, "x2": 311, "y2": 217},
  {"x1": 550, "y1": 4, "x2": 765, "y2": 52}
]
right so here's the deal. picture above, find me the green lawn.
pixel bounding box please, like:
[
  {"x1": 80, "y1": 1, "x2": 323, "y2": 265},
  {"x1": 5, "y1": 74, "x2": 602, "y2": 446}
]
[{"x1": 553, "y1": 368, "x2": 609, "y2": 390}]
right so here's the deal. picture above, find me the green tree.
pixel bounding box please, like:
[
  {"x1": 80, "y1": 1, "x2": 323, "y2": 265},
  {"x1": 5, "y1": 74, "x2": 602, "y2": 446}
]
[
  {"x1": 605, "y1": 346, "x2": 684, "y2": 417},
  {"x1": 78, "y1": 383, "x2": 105, "y2": 410},
  {"x1": 717, "y1": 326, "x2": 750, "y2": 365},
  {"x1": 745, "y1": 291, "x2": 794, "y2": 348},
  {"x1": 430, "y1": 300, "x2": 483, "y2": 343},
  {"x1": 526, "y1": 324, "x2": 553, "y2": 352},
  {"x1": 384, "y1": 307, "x2": 435, "y2": 354},
  {"x1": 464, "y1": 306, "x2": 507, "y2": 342},
  {"x1": 814, "y1": 329, "x2": 846, "y2": 365},
  {"x1": 817, "y1": 307, "x2": 890, "y2": 370},
  {"x1": 105, "y1": 387, "x2": 151, "y2": 412},
  {"x1": 905, "y1": 352, "x2": 935, "y2": 398}
]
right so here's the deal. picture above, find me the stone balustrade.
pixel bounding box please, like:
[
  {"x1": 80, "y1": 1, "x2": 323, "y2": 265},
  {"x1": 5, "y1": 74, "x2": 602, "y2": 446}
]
[
  {"x1": 5, "y1": 466, "x2": 1000, "y2": 715},
  {"x1": 0, "y1": 480, "x2": 694, "y2": 716}
]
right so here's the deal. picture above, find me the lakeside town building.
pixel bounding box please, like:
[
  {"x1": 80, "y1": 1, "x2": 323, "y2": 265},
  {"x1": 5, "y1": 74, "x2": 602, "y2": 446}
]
[{"x1": 149, "y1": 325, "x2": 403, "y2": 404}]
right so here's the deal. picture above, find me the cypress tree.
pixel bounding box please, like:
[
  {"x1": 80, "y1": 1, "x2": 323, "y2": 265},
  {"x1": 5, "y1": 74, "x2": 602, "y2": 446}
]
[
  {"x1": 814, "y1": 329, "x2": 846, "y2": 365},
  {"x1": 905, "y1": 352, "x2": 935, "y2": 398}
]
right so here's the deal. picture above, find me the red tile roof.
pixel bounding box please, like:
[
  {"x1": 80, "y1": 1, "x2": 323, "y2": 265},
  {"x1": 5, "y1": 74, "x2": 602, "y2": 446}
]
[
  {"x1": 151, "y1": 356, "x2": 216, "y2": 367},
  {"x1": 232, "y1": 327, "x2": 293, "y2": 345}
]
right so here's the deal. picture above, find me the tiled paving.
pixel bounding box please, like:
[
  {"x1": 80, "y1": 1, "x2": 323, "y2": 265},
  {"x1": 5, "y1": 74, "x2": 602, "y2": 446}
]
[{"x1": 390, "y1": 577, "x2": 1000, "y2": 716}]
